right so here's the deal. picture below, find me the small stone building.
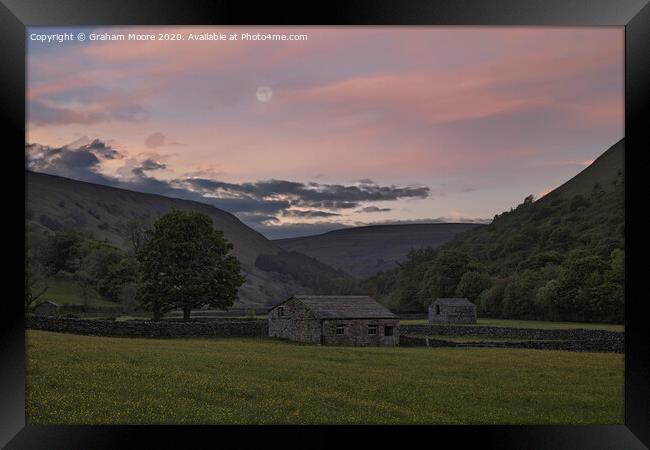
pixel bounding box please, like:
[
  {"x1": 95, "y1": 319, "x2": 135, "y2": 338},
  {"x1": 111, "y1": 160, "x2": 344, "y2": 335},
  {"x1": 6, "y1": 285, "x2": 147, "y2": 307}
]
[
  {"x1": 34, "y1": 300, "x2": 61, "y2": 317},
  {"x1": 428, "y1": 298, "x2": 477, "y2": 324},
  {"x1": 268, "y1": 295, "x2": 399, "y2": 346}
]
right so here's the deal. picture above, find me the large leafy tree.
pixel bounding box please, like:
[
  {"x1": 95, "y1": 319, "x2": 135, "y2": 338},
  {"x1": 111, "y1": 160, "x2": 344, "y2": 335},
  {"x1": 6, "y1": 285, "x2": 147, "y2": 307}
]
[
  {"x1": 417, "y1": 250, "x2": 474, "y2": 307},
  {"x1": 136, "y1": 210, "x2": 245, "y2": 321},
  {"x1": 42, "y1": 230, "x2": 83, "y2": 275},
  {"x1": 455, "y1": 271, "x2": 492, "y2": 304}
]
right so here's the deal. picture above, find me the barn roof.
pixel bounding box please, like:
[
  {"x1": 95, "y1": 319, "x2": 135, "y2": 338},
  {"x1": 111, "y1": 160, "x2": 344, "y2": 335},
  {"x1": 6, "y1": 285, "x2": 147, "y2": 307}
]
[
  {"x1": 431, "y1": 298, "x2": 475, "y2": 307},
  {"x1": 274, "y1": 295, "x2": 398, "y2": 319}
]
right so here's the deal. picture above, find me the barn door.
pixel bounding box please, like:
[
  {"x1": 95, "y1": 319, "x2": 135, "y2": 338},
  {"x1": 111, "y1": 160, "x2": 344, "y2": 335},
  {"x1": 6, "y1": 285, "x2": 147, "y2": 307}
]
[{"x1": 384, "y1": 326, "x2": 395, "y2": 346}]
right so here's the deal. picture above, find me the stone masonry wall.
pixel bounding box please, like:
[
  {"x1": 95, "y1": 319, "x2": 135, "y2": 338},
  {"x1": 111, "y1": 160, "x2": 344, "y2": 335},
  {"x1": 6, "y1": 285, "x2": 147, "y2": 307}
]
[
  {"x1": 398, "y1": 333, "x2": 623, "y2": 352},
  {"x1": 401, "y1": 324, "x2": 622, "y2": 340},
  {"x1": 428, "y1": 305, "x2": 477, "y2": 324},
  {"x1": 268, "y1": 298, "x2": 321, "y2": 344},
  {"x1": 321, "y1": 319, "x2": 399, "y2": 346},
  {"x1": 27, "y1": 315, "x2": 267, "y2": 338}
]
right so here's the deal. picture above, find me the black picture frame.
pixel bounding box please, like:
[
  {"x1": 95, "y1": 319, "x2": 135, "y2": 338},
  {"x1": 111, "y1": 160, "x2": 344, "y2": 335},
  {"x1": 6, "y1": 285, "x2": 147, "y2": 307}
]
[{"x1": 1, "y1": 1, "x2": 648, "y2": 448}]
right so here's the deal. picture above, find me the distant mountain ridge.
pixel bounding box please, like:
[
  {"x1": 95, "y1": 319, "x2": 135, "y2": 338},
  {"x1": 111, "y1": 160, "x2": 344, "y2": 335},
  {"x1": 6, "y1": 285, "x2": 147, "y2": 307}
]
[{"x1": 275, "y1": 222, "x2": 484, "y2": 277}]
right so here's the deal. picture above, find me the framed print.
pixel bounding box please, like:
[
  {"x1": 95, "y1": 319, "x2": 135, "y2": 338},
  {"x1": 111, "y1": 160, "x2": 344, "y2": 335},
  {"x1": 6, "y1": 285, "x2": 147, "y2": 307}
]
[{"x1": 1, "y1": 0, "x2": 649, "y2": 448}]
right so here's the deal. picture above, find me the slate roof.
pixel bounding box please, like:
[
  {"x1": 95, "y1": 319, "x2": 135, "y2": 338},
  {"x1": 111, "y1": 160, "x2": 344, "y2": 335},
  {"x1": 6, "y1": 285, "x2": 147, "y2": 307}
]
[
  {"x1": 430, "y1": 298, "x2": 475, "y2": 307},
  {"x1": 273, "y1": 295, "x2": 398, "y2": 319}
]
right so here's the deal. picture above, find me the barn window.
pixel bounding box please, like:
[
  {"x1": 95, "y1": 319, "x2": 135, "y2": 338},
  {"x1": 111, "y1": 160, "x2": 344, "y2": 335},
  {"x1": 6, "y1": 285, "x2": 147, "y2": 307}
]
[
  {"x1": 436, "y1": 305, "x2": 440, "y2": 315},
  {"x1": 278, "y1": 306, "x2": 284, "y2": 317},
  {"x1": 336, "y1": 325, "x2": 345, "y2": 335},
  {"x1": 385, "y1": 326, "x2": 394, "y2": 337},
  {"x1": 368, "y1": 325, "x2": 377, "y2": 335}
]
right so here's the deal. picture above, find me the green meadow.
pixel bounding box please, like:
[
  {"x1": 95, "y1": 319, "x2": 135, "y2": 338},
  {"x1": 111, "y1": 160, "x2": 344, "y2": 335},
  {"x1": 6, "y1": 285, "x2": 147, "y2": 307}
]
[
  {"x1": 27, "y1": 330, "x2": 623, "y2": 425},
  {"x1": 33, "y1": 278, "x2": 117, "y2": 307}
]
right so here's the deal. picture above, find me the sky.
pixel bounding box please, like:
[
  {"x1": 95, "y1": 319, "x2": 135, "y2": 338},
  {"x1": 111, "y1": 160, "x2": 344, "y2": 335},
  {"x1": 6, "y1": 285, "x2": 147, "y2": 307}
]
[{"x1": 26, "y1": 26, "x2": 624, "y2": 239}]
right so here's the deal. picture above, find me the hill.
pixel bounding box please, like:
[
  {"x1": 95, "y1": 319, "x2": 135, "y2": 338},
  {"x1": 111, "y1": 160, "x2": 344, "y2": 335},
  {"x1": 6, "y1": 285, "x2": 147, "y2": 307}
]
[
  {"x1": 26, "y1": 171, "x2": 344, "y2": 308},
  {"x1": 275, "y1": 223, "x2": 483, "y2": 278},
  {"x1": 364, "y1": 139, "x2": 625, "y2": 323},
  {"x1": 540, "y1": 139, "x2": 624, "y2": 201}
]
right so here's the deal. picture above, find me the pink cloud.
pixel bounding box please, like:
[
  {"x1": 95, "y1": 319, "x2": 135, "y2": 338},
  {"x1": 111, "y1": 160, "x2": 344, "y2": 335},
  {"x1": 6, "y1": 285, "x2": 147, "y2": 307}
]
[
  {"x1": 27, "y1": 26, "x2": 623, "y2": 214},
  {"x1": 283, "y1": 73, "x2": 551, "y2": 125},
  {"x1": 280, "y1": 29, "x2": 622, "y2": 128}
]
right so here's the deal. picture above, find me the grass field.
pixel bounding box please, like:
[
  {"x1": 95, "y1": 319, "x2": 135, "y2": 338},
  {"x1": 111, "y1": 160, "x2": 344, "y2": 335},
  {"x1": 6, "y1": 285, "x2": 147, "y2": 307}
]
[
  {"x1": 400, "y1": 318, "x2": 624, "y2": 332},
  {"x1": 33, "y1": 278, "x2": 117, "y2": 307},
  {"x1": 26, "y1": 330, "x2": 623, "y2": 425}
]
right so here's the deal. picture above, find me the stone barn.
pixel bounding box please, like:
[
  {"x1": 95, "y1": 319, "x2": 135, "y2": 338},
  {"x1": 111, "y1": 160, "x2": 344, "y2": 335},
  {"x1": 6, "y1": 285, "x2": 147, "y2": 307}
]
[
  {"x1": 268, "y1": 295, "x2": 399, "y2": 346},
  {"x1": 34, "y1": 300, "x2": 61, "y2": 317},
  {"x1": 428, "y1": 298, "x2": 477, "y2": 324}
]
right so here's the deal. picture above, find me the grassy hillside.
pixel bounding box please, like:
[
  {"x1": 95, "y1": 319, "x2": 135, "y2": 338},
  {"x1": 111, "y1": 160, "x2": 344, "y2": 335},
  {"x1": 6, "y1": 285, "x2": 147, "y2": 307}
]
[
  {"x1": 33, "y1": 278, "x2": 116, "y2": 307},
  {"x1": 365, "y1": 140, "x2": 625, "y2": 323},
  {"x1": 27, "y1": 331, "x2": 623, "y2": 425},
  {"x1": 275, "y1": 223, "x2": 483, "y2": 277},
  {"x1": 255, "y1": 250, "x2": 352, "y2": 294},
  {"x1": 27, "y1": 171, "x2": 276, "y2": 265},
  {"x1": 541, "y1": 139, "x2": 624, "y2": 200},
  {"x1": 26, "y1": 171, "x2": 335, "y2": 307},
  {"x1": 447, "y1": 144, "x2": 624, "y2": 279}
]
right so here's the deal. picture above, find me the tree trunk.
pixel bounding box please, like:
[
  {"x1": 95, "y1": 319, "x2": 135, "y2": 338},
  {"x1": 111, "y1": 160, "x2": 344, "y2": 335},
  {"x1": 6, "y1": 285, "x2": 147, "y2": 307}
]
[
  {"x1": 183, "y1": 308, "x2": 191, "y2": 322},
  {"x1": 152, "y1": 309, "x2": 162, "y2": 322}
]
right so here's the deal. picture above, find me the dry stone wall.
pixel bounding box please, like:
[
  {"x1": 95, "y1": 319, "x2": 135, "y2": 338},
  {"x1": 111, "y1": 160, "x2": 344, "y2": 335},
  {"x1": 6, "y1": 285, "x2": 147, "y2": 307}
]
[
  {"x1": 27, "y1": 316, "x2": 267, "y2": 338},
  {"x1": 401, "y1": 324, "x2": 622, "y2": 340}
]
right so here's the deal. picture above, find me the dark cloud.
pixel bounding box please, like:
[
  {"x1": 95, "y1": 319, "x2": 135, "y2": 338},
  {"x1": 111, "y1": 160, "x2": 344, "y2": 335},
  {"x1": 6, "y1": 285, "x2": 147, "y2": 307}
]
[
  {"x1": 235, "y1": 213, "x2": 280, "y2": 227},
  {"x1": 207, "y1": 198, "x2": 291, "y2": 214},
  {"x1": 78, "y1": 139, "x2": 123, "y2": 160},
  {"x1": 178, "y1": 177, "x2": 429, "y2": 210},
  {"x1": 283, "y1": 210, "x2": 341, "y2": 218},
  {"x1": 173, "y1": 176, "x2": 429, "y2": 230},
  {"x1": 358, "y1": 206, "x2": 391, "y2": 213},
  {"x1": 360, "y1": 217, "x2": 492, "y2": 226},
  {"x1": 26, "y1": 138, "x2": 125, "y2": 177},
  {"x1": 304, "y1": 200, "x2": 358, "y2": 209},
  {"x1": 131, "y1": 158, "x2": 168, "y2": 176},
  {"x1": 140, "y1": 159, "x2": 167, "y2": 171},
  {"x1": 26, "y1": 141, "x2": 115, "y2": 185},
  {"x1": 57, "y1": 149, "x2": 100, "y2": 168}
]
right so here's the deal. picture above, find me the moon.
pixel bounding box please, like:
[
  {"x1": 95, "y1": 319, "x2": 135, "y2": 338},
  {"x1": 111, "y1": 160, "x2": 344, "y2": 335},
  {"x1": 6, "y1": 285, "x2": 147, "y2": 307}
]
[{"x1": 256, "y1": 86, "x2": 273, "y2": 103}]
